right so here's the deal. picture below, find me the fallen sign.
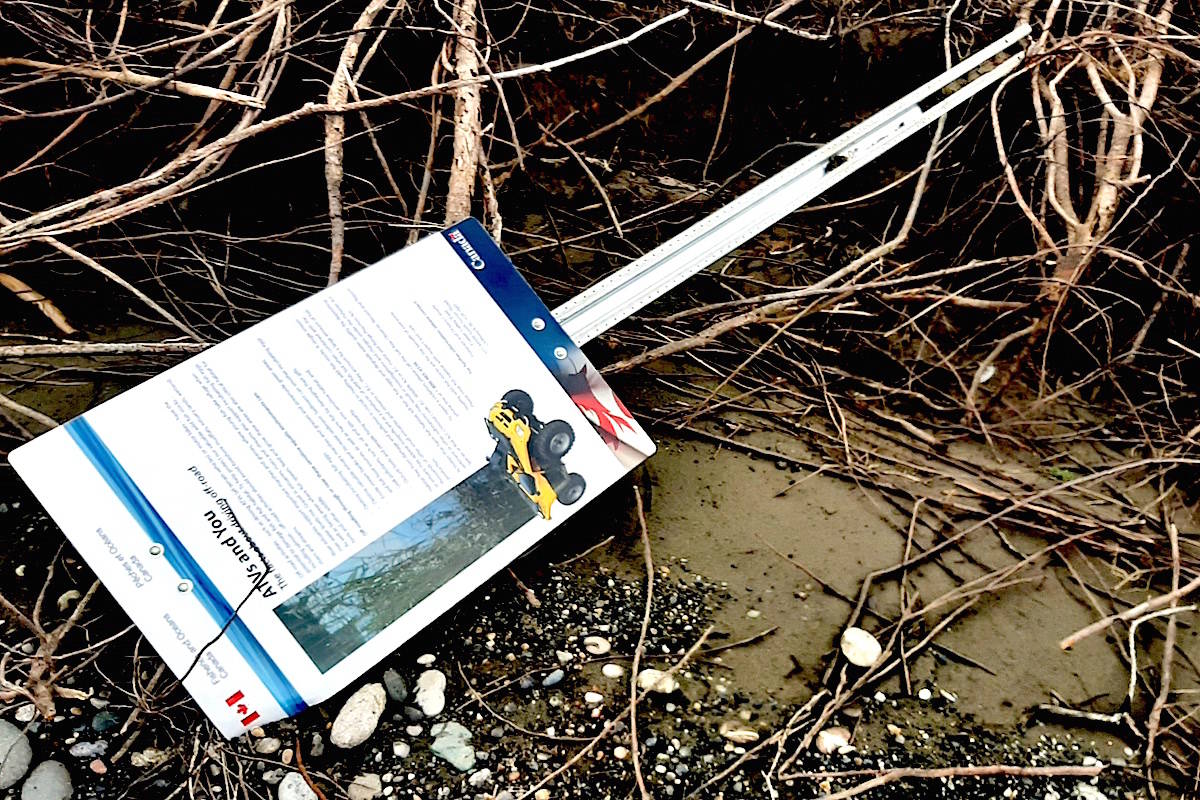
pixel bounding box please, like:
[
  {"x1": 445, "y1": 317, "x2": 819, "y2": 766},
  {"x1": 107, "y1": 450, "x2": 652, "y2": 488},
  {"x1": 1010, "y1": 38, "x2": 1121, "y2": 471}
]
[{"x1": 9, "y1": 27, "x2": 1030, "y2": 737}]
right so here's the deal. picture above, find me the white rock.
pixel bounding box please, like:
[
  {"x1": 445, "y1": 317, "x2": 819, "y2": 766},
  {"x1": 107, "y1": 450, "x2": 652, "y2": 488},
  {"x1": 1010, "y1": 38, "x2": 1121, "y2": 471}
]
[
  {"x1": 467, "y1": 768, "x2": 492, "y2": 788},
  {"x1": 415, "y1": 670, "x2": 447, "y2": 717},
  {"x1": 584, "y1": 692, "x2": 603, "y2": 705},
  {"x1": 331, "y1": 684, "x2": 387, "y2": 748},
  {"x1": 416, "y1": 654, "x2": 436, "y2": 666},
  {"x1": 917, "y1": 688, "x2": 932, "y2": 701},
  {"x1": 746, "y1": 609, "x2": 761, "y2": 619},
  {"x1": 815, "y1": 727, "x2": 852, "y2": 754},
  {"x1": 21, "y1": 761, "x2": 72, "y2": 800},
  {"x1": 0, "y1": 720, "x2": 33, "y2": 790},
  {"x1": 392, "y1": 741, "x2": 410, "y2": 758},
  {"x1": 14, "y1": 705, "x2": 36, "y2": 723},
  {"x1": 839, "y1": 627, "x2": 882, "y2": 668},
  {"x1": 636, "y1": 669, "x2": 679, "y2": 694},
  {"x1": 613, "y1": 745, "x2": 630, "y2": 760},
  {"x1": 416, "y1": 669, "x2": 446, "y2": 693},
  {"x1": 583, "y1": 636, "x2": 611, "y2": 655},
  {"x1": 601, "y1": 663, "x2": 625, "y2": 679},
  {"x1": 718, "y1": 720, "x2": 759, "y2": 744},
  {"x1": 555, "y1": 650, "x2": 574, "y2": 664},
  {"x1": 347, "y1": 773, "x2": 382, "y2": 800},
  {"x1": 1074, "y1": 783, "x2": 1106, "y2": 800},
  {"x1": 278, "y1": 772, "x2": 318, "y2": 800}
]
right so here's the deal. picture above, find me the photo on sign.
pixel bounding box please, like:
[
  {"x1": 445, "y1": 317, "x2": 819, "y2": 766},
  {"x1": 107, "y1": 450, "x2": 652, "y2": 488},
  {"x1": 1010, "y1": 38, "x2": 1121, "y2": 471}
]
[{"x1": 274, "y1": 389, "x2": 587, "y2": 672}]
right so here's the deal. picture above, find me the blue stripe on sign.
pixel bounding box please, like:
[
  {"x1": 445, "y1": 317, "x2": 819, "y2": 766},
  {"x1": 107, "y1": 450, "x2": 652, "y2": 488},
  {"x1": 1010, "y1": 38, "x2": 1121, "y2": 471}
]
[{"x1": 65, "y1": 418, "x2": 307, "y2": 716}]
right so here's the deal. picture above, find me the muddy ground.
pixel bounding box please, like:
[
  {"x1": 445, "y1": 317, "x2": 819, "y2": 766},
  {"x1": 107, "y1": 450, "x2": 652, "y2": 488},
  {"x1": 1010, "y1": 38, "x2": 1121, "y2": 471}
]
[{"x1": 0, "y1": 407, "x2": 1178, "y2": 799}]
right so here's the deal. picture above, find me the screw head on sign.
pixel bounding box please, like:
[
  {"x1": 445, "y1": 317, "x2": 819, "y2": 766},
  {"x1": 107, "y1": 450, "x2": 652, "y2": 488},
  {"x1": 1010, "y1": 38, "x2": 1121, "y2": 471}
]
[
  {"x1": 531, "y1": 317, "x2": 546, "y2": 331},
  {"x1": 177, "y1": 580, "x2": 193, "y2": 593},
  {"x1": 149, "y1": 544, "x2": 164, "y2": 556},
  {"x1": 554, "y1": 346, "x2": 568, "y2": 360}
]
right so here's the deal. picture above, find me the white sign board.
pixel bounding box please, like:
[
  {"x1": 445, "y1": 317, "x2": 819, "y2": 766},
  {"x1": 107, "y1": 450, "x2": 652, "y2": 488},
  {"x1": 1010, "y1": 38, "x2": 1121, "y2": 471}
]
[{"x1": 11, "y1": 220, "x2": 654, "y2": 737}]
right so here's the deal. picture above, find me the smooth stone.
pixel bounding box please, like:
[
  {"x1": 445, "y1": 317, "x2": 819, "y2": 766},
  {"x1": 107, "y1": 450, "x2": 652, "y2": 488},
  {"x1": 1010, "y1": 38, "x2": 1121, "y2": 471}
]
[
  {"x1": 382, "y1": 669, "x2": 408, "y2": 704},
  {"x1": 278, "y1": 772, "x2": 318, "y2": 800},
  {"x1": 67, "y1": 741, "x2": 106, "y2": 759},
  {"x1": 347, "y1": 773, "x2": 382, "y2": 800},
  {"x1": 541, "y1": 669, "x2": 564, "y2": 688},
  {"x1": 331, "y1": 684, "x2": 387, "y2": 748},
  {"x1": 88, "y1": 760, "x2": 106, "y2": 775},
  {"x1": 430, "y1": 722, "x2": 475, "y2": 772},
  {"x1": 415, "y1": 670, "x2": 447, "y2": 717},
  {"x1": 636, "y1": 669, "x2": 679, "y2": 694},
  {"x1": 402, "y1": 706, "x2": 424, "y2": 722},
  {"x1": 391, "y1": 741, "x2": 410, "y2": 758},
  {"x1": 416, "y1": 654, "x2": 436, "y2": 666},
  {"x1": 717, "y1": 720, "x2": 758, "y2": 744},
  {"x1": 584, "y1": 692, "x2": 603, "y2": 705},
  {"x1": 534, "y1": 790, "x2": 550, "y2": 800},
  {"x1": 601, "y1": 664, "x2": 625, "y2": 679},
  {"x1": 21, "y1": 761, "x2": 72, "y2": 800},
  {"x1": 255, "y1": 737, "x2": 282, "y2": 755},
  {"x1": 0, "y1": 720, "x2": 33, "y2": 789},
  {"x1": 555, "y1": 650, "x2": 573, "y2": 664},
  {"x1": 840, "y1": 627, "x2": 882, "y2": 668},
  {"x1": 90, "y1": 711, "x2": 119, "y2": 733},
  {"x1": 815, "y1": 727, "x2": 852, "y2": 754},
  {"x1": 613, "y1": 746, "x2": 630, "y2": 760},
  {"x1": 583, "y1": 636, "x2": 611, "y2": 655},
  {"x1": 917, "y1": 688, "x2": 933, "y2": 701},
  {"x1": 14, "y1": 705, "x2": 36, "y2": 723},
  {"x1": 467, "y1": 768, "x2": 492, "y2": 787}
]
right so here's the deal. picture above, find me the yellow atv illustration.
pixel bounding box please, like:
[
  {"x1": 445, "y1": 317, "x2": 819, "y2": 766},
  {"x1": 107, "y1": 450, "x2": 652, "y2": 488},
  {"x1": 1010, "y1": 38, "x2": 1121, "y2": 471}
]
[{"x1": 486, "y1": 390, "x2": 586, "y2": 519}]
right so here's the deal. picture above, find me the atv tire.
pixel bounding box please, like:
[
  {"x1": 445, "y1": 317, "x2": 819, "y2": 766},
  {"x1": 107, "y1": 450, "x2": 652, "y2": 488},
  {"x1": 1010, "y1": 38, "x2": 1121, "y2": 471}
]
[
  {"x1": 502, "y1": 389, "x2": 534, "y2": 418},
  {"x1": 555, "y1": 473, "x2": 586, "y2": 505},
  {"x1": 532, "y1": 419, "x2": 574, "y2": 463}
]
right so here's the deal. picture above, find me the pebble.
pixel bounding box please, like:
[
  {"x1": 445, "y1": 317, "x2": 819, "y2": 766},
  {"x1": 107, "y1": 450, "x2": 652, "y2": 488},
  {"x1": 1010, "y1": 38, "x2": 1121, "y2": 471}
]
[
  {"x1": 20, "y1": 761, "x2": 72, "y2": 800},
  {"x1": 88, "y1": 760, "x2": 106, "y2": 775},
  {"x1": 415, "y1": 670, "x2": 447, "y2": 718},
  {"x1": 392, "y1": 741, "x2": 410, "y2": 758},
  {"x1": 917, "y1": 687, "x2": 932, "y2": 701},
  {"x1": 254, "y1": 738, "x2": 282, "y2": 755},
  {"x1": 90, "y1": 710, "x2": 119, "y2": 733},
  {"x1": 613, "y1": 746, "x2": 630, "y2": 760},
  {"x1": 746, "y1": 609, "x2": 761, "y2": 619},
  {"x1": 584, "y1": 692, "x2": 603, "y2": 705},
  {"x1": 555, "y1": 650, "x2": 574, "y2": 664},
  {"x1": 636, "y1": 669, "x2": 679, "y2": 694},
  {"x1": 541, "y1": 669, "x2": 564, "y2": 688},
  {"x1": 416, "y1": 654, "x2": 436, "y2": 666},
  {"x1": 263, "y1": 769, "x2": 286, "y2": 785},
  {"x1": 840, "y1": 627, "x2": 882, "y2": 668},
  {"x1": 309, "y1": 733, "x2": 324, "y2": 759},
  {"x1": 430, "y1": 722, "x2": 475, "y2": 772},
  {"x1": 0, "y1": 720, "x2": 33, "y2": 789},
  {"x1": 278, "y1": 772, "x2": 318, "y2": 800},
  {"x1": 467, "y1": 768, "x2": 492, "y2": 787},
  {"x1": 331, "y1": 684, "x2": 387, "y2": 748},
  {"x1": 815, "y1": 727, "x2": 852, "y2": 754},
  {"x1": 583, "y1": 636, "x2": 611, "y2": 655},
  {"x1": 67, "y1": 741, "x2": 107, "y2": 759},
  {"x1": 717, "y1": 720, "x2": 759, "y2": 744},
  {"x1": 382, "y1": 669, "x2": 408, "y2": 704},
  {"x1": 601, "y1": 663, "x2": 625, "y2": 679},
  {"x1": 405, "y1": 725, "x2": 422, "y2": 737},
  {"x1": 534, "y1": 790, "x2": 550, "y2": 800},
  {"x1": 14, "y1": 705, "x2": 37, "y2": 723},
  {"x1": 347, "y1": 773, "x2": 382, "y2": 800},
  {"x1": 130, "y1": 748, "x2": 169, "y2": 768}
]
